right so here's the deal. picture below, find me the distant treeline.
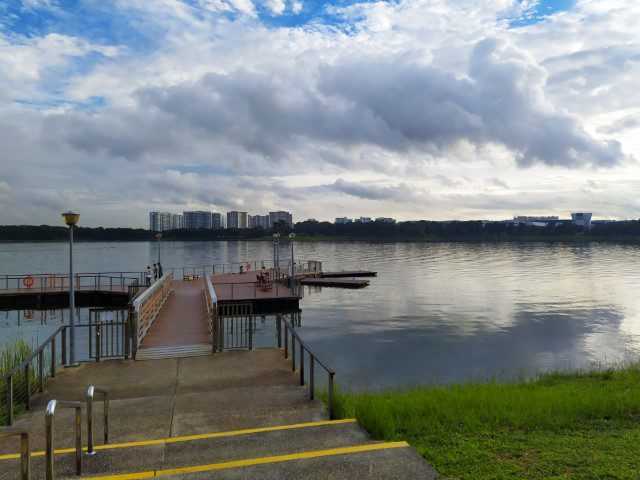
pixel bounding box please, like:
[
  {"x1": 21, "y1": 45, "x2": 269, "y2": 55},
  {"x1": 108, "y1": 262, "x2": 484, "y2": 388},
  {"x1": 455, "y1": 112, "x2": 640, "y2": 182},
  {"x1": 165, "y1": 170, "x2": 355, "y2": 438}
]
[{"x1": 2, "y1": 219, "x2": 640, "y2": 242}]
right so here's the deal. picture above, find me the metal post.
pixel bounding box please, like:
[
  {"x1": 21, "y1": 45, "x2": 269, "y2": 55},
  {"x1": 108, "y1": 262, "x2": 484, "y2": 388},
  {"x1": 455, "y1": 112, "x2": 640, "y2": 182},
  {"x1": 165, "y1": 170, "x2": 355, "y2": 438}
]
[
  {"x1": 284, "y1": 324, "x2": 288, "y2": 359},
  {"x1": 299, "y1": 343, "x2": 304, "y2": 386},
  {"x1": 38, "y1": 350, "x2": 44, "y2": 392},
  {"x1": 51, "y1": 338, "x2": 56, "y2": 377},
  {"x1": 61, "y1": 328, "x2": 67, "y2": 365},
  {"x1": 7, "y1": 376, "x2": 13, "y2": 425},
  {"x1": 248, "y1": 316, "x2": 253, "y2": 350},
  {"x1": 290, "y1": 236, "x2": 295, "y2": 285},
  {"x1": 68, "y1": 225, "x2": 77, "y2": 366},
  {"x1": 309, "y1": 355, "x2": 315, "y2": 399},
  {"x1": 291, "y1": 335, "x2": 296, "y2": 372},
  {"x1": 328, "y1": 372, "x2": 334, "y2": 419},
  {"x1": 277, "y1": 315, "x2": 282, "y2": 348},
  {"x1": 24, "y1": 364, "x2": 30, "y2": 411},
  {"x1": 21, "y1": 431, "x2": 30, "y2": 480}
]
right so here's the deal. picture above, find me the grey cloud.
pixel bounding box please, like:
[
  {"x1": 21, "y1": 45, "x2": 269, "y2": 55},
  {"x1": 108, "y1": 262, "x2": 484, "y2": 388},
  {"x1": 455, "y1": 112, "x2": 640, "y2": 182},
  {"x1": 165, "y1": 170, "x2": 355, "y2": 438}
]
[
  {"x1": 40, "y1": 38, "x2": 625, "y2": 171},
  {"x1": 597, "y1": 116, "x2": 640, "y2": 135},
  {"x1": 329, "y1": 179, "x2": 427, "y2": 203},
  {"x1": 488, "y1": 177, "x2": 509, "y2": 189}
]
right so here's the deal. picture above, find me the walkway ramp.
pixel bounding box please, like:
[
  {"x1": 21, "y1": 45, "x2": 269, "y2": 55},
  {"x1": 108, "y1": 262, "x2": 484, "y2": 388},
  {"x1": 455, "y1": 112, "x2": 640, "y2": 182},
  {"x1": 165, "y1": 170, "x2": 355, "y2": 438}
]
[
  {"x1": 136, "y1": 279, "x2": 212, "y2": 360},
  {"x1": 0, "y1": 350, "x2": 438, "y2": 479}
]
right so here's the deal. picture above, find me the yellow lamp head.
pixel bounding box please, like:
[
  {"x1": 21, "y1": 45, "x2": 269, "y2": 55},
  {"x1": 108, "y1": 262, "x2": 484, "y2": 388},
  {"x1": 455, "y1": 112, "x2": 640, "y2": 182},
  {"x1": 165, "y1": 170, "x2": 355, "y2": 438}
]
[{"x1": 61, "y1": 211, "x2": 80, "y2": 227}]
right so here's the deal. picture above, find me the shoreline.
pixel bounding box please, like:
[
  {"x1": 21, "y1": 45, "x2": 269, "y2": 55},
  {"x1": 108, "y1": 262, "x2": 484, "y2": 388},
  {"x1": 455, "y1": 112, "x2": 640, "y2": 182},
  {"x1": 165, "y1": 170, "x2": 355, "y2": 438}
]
[{"x1": 328, "y1": 364, "x2": 640, "y2": 479}]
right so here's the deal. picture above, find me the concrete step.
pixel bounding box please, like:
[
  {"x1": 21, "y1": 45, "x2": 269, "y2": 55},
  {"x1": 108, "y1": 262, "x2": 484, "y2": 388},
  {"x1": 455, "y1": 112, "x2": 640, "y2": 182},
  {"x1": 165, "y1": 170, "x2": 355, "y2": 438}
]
[
  {"x1": 0, "y1": 419, "x2": 438, "y2": 479},
  {"x1": 135, "y1": 343, "x2": 213, "y2": 360}
]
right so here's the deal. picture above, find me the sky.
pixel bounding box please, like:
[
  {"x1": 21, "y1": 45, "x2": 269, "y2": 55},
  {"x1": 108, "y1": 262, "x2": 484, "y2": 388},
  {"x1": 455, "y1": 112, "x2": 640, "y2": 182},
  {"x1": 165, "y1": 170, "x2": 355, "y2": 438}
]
[{"x1": 0, "y1": 0, "x2": 639, "y2": 227}]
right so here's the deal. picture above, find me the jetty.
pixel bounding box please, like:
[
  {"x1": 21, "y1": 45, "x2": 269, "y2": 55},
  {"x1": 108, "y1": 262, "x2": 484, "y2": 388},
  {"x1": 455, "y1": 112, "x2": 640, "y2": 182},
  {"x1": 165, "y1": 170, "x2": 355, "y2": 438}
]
[
  {"x1": 0, "y1": 259, "x2": 441, "y2": 478},
  {"x1": 300, "y1": 278, "x2": 371, "y2": 288}
]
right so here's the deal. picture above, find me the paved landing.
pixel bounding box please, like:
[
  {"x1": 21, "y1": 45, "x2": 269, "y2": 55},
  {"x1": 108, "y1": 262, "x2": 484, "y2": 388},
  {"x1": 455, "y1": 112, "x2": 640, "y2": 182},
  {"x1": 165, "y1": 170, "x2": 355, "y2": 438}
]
[
  {"x1": 139, "y1": 279, "x2": 210, "y2": 349},
  {"x1": 0, "y1": 349, "x2": 438, "y2": 479}
]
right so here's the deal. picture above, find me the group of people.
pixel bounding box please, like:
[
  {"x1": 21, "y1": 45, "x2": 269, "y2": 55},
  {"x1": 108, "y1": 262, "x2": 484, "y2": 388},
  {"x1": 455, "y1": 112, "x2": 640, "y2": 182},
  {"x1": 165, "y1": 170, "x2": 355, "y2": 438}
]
[{"x1": 145, "y1": 262, "x2": 163, "y2": 286}]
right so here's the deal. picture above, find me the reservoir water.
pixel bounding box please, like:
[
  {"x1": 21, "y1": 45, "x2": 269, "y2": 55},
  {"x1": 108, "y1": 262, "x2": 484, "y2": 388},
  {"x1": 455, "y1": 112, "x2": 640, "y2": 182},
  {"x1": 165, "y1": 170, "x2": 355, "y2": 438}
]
[{"x1": 2, "y1": 240, "x2": 640, "y2": 389}]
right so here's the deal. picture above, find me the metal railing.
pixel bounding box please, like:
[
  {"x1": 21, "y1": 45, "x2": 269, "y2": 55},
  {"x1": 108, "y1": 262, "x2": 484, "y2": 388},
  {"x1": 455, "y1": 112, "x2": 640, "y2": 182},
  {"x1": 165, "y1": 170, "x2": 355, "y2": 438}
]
[
  {"x1": 2, "y1": 326, "x2": 66, "y2": 426},
  {"x1": 167, "y1": 259, "x2": 323, "y2": 277},
  {"x1": 86, "y1": 386, "x2": 109, "y2": 455},
  {"x1": 45, "y1": 399, "x2": 82, "y2": 479},
  {"x1": 130, "y1": 273, "x2": 173, "y2": 353},
  {"x1": 276, "y1": 314, "x2": 335, "y2": 419},
  {"x1": 0, "y1": 425, "x2": 30, "y2": 479},
  {"x1": 0, "y1": 273, "x2": 142, "y2": 293},
  {"x1": 208, "y1": 280, "x2": 293, "y2": 300}
]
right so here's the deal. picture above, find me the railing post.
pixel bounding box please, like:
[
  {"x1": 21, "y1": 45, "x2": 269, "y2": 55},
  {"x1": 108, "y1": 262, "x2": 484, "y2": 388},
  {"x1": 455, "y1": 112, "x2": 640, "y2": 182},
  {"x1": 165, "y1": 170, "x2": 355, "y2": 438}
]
[
  {"x1": 249, "y1": 316, "x2": 253, "y2": 350},
  {"x1": 328, "y1": 372, "x2": 335, "y2": 420},
  {"x1": 299, "y1": 343, "x2": 304, "y2": 386},
  {"x1": 231, "y1": 283, "x2": 234, "y2": 299},
  {"x1": 61, "y1": 328, "x2": 67, "y2": 365},
  {"x1": 24, "y1": 364, "x2": 30, "y2": 411},
  {"x1": 21, "y1": 430, "x2": 30, "y2": 480},
  {"x1": 277, "y1": 315, "x2": 282, "y2": 348},
  {"x1": 309, "y1": 355, "x2": 315, "y2": 399},
  {"x1": 51, "y1": 333, "x2": 58, "y2": 377},
  {"x1": 284, "y1": 323, "x2": 288, "y2": 359},
  {"x1": 7, "y1": 376, "x2": 13, "y2": 425},
  {"x1": 291, "y1": 335, "x2": 296, "y2": 372},
  {"x1": 38, "y1": 350, "x2": 45, "y2": 392}
]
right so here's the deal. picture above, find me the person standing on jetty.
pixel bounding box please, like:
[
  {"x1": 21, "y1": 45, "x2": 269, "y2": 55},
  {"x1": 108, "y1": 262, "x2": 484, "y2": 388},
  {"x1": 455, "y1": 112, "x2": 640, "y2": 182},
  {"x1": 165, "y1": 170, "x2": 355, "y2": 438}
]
[
  {"x1": 153, "y1": 263, "x2": 158, "y2": 281},
  {"x1": 158, "y1": 262, "x2": 163, "y2": 278},
  {"x1": 145, "y1": 266, "x2": 152, "y2": 286}
]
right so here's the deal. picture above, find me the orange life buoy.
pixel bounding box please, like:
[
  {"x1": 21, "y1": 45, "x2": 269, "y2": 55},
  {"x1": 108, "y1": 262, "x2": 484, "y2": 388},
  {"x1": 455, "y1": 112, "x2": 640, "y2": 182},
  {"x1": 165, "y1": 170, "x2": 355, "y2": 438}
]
[
  {"x1": 23, "y1": 275, "x2": 35, "y2": 288},
  {"x1": 246, "y1": 262, "x2": 251, "y2": 271},
  {"x1": 24, "y1": 310, "x2": 34, "y2": 319}
]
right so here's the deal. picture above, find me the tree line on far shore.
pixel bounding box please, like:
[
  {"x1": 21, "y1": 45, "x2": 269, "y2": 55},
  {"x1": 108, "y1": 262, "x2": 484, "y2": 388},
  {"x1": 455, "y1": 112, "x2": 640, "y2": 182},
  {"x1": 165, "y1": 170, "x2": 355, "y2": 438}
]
[{"x1": 1, "y1": 219, "x2": 640, "y2": 242}]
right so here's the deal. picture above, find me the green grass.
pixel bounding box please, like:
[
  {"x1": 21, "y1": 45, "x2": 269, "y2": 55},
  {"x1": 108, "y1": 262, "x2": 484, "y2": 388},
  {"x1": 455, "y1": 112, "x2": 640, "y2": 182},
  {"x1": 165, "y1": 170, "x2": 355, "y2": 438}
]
[
  {"x1": 0, "y1": 338, "x2": 35, "y2": 425},
  {"x1": 329, "y1": 366, "x2": 640, "y2": 479}
]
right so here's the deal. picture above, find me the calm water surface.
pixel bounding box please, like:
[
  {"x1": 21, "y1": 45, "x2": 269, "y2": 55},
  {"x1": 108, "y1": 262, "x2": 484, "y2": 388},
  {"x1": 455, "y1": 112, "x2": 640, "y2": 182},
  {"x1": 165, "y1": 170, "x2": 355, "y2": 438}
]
[{"x1": 2, "y1": 241, "x2": 640, "y2": 388}]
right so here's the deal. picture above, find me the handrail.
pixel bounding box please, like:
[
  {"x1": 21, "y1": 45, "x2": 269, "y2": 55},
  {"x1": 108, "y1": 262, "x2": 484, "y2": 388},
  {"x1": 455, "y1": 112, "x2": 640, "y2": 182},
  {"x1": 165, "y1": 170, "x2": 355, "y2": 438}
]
[
  {"x1": 0, "y1": 425, "x2": 30, "y2": 479},
  {"x1": 45, "y1": 399, "x2": 82, "y2": 479},
  {"x1": 3, "y1": 326, "x2": 65, "y2": 426},
  {"x1": 86, "y1": 386, "x2": 109, "y2": 455},
  {"x1": 277, "y1": 314, "x2": 335, "y2": 418}
]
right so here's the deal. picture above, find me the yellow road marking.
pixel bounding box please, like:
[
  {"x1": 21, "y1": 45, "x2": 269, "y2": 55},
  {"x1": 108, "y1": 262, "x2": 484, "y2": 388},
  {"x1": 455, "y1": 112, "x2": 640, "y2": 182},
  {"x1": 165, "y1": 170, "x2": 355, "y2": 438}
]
[
  {"x1": 84, "y1": 442, "x2": 410, "y2": 480},
  {"x1": 0, "y1": 419, "x2": 357, "y2": 461}
]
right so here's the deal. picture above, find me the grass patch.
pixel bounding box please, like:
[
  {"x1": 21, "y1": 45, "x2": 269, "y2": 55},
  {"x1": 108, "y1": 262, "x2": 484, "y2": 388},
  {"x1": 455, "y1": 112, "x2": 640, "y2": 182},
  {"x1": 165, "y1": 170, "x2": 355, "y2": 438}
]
[
  {"x1": 329, "y1": 366, "x2": 640, "y2": 479},
  {"x1": 0, "y1": 338, "x2": 35, "y2": 425}
]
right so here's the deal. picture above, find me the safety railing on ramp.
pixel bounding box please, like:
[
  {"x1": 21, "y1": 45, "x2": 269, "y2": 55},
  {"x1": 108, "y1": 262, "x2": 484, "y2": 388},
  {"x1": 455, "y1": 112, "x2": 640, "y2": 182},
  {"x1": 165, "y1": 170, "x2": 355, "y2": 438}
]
[{"x1": 130, "y1": 273, "x2": 173, "y2": 355}]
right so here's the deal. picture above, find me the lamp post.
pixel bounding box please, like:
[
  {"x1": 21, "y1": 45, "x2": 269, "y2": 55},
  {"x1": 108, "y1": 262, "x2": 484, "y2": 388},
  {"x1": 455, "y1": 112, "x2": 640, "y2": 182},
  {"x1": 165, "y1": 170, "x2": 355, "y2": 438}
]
[
  {"x1": 156, "y1": 233, "x2": 162, "y2": 264},
  {"x1": 272, "y1": 233, "x2": 280, "y2": 276},
  {"x1": 61, "y1": 211, "x2": 80, "y2": 367},
  {"x1": 289, "y1": 233, "x2": 296, "y2": 285}
]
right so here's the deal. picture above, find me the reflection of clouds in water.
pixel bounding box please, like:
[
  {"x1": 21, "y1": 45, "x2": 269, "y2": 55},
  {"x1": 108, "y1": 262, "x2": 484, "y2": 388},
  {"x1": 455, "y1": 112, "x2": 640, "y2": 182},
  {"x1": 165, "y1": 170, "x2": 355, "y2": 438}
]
[{"x1": 299, "y1": 303, "x2": 632, "y2": 389}]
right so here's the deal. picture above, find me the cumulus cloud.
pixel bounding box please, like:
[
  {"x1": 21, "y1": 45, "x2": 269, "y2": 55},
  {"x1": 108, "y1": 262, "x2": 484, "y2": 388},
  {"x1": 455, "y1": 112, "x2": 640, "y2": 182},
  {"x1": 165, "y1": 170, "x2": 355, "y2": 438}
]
[{"x1": 0, "y1": 0, "x2": 639, "y2": 225}]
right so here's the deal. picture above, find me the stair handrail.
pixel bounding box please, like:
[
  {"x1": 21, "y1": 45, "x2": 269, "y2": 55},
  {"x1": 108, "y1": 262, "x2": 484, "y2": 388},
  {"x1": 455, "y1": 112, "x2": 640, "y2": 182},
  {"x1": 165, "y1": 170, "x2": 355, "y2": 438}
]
[
  {"x1": 86, "y1": 386, "x2": 109, "y2": 455},
  {"x1": 45, "y1": 399, "x2": 82, "y2": 480},
  {"x1": 0, "y1": 425, "x2": 30, "y2": 480}
]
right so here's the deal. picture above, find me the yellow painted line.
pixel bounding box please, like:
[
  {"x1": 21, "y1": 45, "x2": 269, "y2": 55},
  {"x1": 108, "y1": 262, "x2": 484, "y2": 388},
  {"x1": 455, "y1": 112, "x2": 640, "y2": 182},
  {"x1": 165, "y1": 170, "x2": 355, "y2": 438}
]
[
  {"x1": 0, "y1": 419, "x2": 357, "y2": 461},
  {"x1": 84, "y1": 442, "x2": 410, "y2": 480}
]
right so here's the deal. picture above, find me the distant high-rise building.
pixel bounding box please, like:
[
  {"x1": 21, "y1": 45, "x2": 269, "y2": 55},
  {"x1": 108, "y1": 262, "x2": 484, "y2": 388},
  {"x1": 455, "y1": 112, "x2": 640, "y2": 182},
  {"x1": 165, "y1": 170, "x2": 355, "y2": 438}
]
[
  {"x1": 335, "y1": 217, "x2": 351, "y2": 224},
  {"x1": 375, "y1": 217, "x2": 396, "y2": 223},
  {"x1": 150, "y1": 212, "x2": 183, "y2": 231},
  {"x1": 356, "y1": 217, "x2": 372, "y2": 223},
  {"x1": 269, "y1": 211, "x2": 293, "y2": 228},
  {"x1": 571, "y1": 212, "x2": 592, "y2": 228},
  {"x1": 250, "y1": 214, "x2": 270, "y2": 229},
  {"x1": 212, "y1": 212, "x2": 224, "y2": 229},
  {"x1": 183, "y1": 211, "x2": 212, "y2": 229},
  {"x1": 227, "y1": 211, "x2": 248, "y2": 229}
]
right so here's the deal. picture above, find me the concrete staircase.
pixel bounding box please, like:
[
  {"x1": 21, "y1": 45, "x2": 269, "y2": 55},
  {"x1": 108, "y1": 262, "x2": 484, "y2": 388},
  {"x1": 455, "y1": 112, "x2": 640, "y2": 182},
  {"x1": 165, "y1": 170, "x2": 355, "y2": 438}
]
[{"x1": 0, "y1": 350, "x2": 439, "y2": 479}]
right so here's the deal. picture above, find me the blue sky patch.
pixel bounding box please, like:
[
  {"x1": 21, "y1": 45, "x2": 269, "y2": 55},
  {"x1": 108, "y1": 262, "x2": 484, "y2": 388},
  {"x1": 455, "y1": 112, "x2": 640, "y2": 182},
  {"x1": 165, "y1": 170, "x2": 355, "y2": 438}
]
[{"x1": 508, "y1": 0, "x2": 574, "y2": 28}]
